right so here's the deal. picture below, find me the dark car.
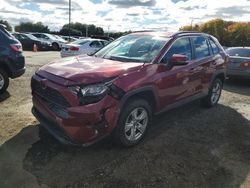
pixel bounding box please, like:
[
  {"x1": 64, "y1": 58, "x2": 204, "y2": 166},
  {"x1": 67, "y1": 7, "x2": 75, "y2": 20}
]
[
  {"x1": 0, "y1": 24, "x2": 25, "y2": 94},
  {"x1": 31, "y1": 31, "x2": 227, "y2": 147},
  {"x1": 12, "y1": 33, "x2": 52, "y2": 51},
  {"x1": 225, "y1": 47, "x2": 250, "y2": 79}
]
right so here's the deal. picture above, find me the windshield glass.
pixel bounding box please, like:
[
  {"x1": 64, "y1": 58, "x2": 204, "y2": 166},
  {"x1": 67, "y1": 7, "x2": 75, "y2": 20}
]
[
  {"x1": 26, "y1": 34, "x2": 38, "y2": 40},
  {"x1": 94, "y1": 34, "x2": 170, "y2": 63},
  {"x1": 45, "y1": 33, "x2": 57, "y2": 40},
  {"x1": 226, "y1": 48, "x2": 250, "y2": 57}
]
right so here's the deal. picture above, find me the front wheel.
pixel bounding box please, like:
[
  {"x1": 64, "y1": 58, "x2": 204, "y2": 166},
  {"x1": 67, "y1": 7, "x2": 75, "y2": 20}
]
[
  {"x1": 114, "y1": 99, "x2": 152, "y2": 147},
  {"x1": 52, "y1": 43, "x2": 60, "y2": 51},
  {"x1": 201, "y1": 78, "x2": 223, "y2": 107},
  {"x1": 0, "y1": 69, "x2": 9, "y2": 94}
]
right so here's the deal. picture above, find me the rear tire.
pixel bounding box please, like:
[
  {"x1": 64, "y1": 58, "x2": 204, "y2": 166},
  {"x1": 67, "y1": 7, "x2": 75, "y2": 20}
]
[
  {"x1": 114, "y1": 99, "x2": 152, "y2": 147},
  {"x1": 0, "y1": 69, "x2": 9, "y2": 94},
  {"x1": 201, "y1": 78, "x2": 223, "y2": 108}
]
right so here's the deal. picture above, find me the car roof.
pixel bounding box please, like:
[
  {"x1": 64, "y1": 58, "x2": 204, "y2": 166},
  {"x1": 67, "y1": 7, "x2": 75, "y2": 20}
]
[{"x1": 78, "y1": 38, "x2": 107, "y2": 42}]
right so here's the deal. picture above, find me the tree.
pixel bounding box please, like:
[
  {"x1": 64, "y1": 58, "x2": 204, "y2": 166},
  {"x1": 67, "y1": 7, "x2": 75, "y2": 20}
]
[
  {"x1": 179, "y1": 24, "x2": 200, "y2": 31},
  {"x1": 0, "y1": 20, "x2": 12, "y2": 31},
  {"x1": 59, "y1": 27, "x2": 82, "y2": 36},
  {"x1": 59, "y1": 22, "x2": 104, "y2": 36},
  {"x1": 199, "y1": 19, "x2": 231, "y2": 46},
  {"x1": 15, "y1": 22, "x2": 50, "y2": 33},
  {"x1": 227, "y1": 22, "x2": 250, "y2": 46}
]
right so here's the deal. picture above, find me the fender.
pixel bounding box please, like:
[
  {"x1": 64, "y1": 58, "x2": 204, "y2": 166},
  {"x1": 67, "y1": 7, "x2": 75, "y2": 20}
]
[
  {"x1": 209, "y1": 69, "x2": 226, "y2": 87},
  {"x1": 119, "y1": 85, "x2": 159, "y2": 111}
]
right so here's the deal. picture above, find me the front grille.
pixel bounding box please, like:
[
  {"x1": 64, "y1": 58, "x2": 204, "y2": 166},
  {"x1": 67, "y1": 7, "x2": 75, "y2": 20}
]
[{"x1": 32, "y1": 78, "x2": 70, "y2": 108}]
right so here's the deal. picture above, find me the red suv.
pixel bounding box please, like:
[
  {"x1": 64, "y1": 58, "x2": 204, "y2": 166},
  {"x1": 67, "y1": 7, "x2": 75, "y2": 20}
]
[{"x1": 31, "y1": 31, "x2": 227, "y2": 147}]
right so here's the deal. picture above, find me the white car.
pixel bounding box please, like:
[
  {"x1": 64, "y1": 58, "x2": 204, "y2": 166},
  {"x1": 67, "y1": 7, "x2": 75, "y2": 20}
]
[
  {"x1": 60, "y1": 38, "x2": 109, "y2": 58},
  {"x1": 30, "y1": 33, "x2": 66, "y2": 50}
]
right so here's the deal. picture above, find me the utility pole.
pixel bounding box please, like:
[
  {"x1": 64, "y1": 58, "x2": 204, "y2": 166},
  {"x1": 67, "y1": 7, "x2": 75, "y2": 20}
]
[
  {"x1": 86, "y1": 25, "x2": 88, "y2": 37},
  {"x1": 107, "y1": 25, "x2": 110, "y2": 37},
  {"x1": 68, "y1": 0, "x2": 71, "y2": 41}
]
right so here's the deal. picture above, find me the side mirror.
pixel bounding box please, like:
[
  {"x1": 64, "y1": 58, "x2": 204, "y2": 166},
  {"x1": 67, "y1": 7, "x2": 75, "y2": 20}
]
[{"x1": 169, "y1": 54, "x2": 189, "y2": 66}]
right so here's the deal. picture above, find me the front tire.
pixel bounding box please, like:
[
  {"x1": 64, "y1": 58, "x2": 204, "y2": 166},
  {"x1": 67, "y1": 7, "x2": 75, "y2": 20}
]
[
  {"x1": 201, "y1": 78, "x2": 223, "y2": 107},
  {"x1": 0, "y1": 69, "x2": 9, "y2": 94},
  {"x1": 52, "y1": 43, "x2": 60, "y2": 51},
  {"x1": 114, "y1": 99, "x2": 152, "y2": 147}
]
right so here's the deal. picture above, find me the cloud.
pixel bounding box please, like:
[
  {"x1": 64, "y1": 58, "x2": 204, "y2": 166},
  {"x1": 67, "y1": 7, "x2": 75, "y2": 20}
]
[
  {"x1": 0, "y1": 0, "x2": 250, "y2": 32},
  {"x1": 108, "y1": 0, "x2": 156, "y2": 8}
]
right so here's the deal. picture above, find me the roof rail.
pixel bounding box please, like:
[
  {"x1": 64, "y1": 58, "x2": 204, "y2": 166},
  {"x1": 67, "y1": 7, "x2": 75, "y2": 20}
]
[{"x1": 171, "y1": 31, "x2": 204, "y2": 37}]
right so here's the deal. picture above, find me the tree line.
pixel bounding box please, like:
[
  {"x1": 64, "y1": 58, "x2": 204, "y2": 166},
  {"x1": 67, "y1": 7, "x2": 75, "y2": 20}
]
[
  {"x1": 180, "y1": 18, "x2": 250, "y2": 47},
  {"x1": 0, "y1": 20, "x2": 129, "y2": 39},
  {"x1": 1, "y1": 18, "x2": 250, "y2": 44}
]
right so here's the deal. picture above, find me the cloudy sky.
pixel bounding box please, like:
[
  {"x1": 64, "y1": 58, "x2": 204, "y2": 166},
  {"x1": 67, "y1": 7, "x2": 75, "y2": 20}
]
[{"x1": 1, "y1": 0, "x2": 250, "y2": 32}]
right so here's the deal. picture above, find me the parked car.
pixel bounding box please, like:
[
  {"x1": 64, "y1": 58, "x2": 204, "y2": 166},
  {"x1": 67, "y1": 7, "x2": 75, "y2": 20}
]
[
  {"x1": 60, "y1": 36, "x2": 78, "y2": 42},
  {"x1": 12, "y1": 32, "x2": 52, "y2": 51},
  {"x1": 29, "y1": 33, "x2": 66, "y2": 50},
  {"x1": 60, "y1": 38, "x2": 109, "y2": 58},
  {"x1": 90, "y1": 35, "x2": 114, "y2": 41},
  {"x1": 0, "y1": 24, "x2": 25, "y2": 94},
  {"x1": 225, "y1": 47, "x2": 250, "y2": 79},
  {"x1": 31, "y1": 31, "x2": 227, "y2": 147}
]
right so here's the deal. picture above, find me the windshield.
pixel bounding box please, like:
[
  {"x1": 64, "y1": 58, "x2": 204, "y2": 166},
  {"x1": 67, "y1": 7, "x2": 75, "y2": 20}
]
[
  {"x1": 26, "y1": 34, "x2": 38, "y2": 40},
  {"x1": 45, "y1": 33, "x2": 58, "y2": 40},
  {"x1": 226, "y1": 48, "x2": 250, "y2": 58},
  {"x1": 94, "y1": 34, "x2": 169, "y2": 63}
]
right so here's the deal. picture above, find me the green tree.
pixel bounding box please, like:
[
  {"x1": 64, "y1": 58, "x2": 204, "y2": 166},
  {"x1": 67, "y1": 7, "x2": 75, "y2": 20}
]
[
  {"x1": 15, "y1": 22, "x2": 50, "y2": 33},
  {"x1": 60, "y1": 22, "x2": 104, "y2": 36},
  {"x1": 0, "y1": 20, "x2": 12, "y2": 31},
  {"x1": 179, "y1": 24, "x2": 200, "y2": 31}
]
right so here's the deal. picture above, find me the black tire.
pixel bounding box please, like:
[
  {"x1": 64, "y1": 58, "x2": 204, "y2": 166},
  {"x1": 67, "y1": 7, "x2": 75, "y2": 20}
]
[
  {"x1": 0, "y1": 69, "x2": 9, "y2": 94},
  {"x1": 52, "y1": 43, "x2": 60, "y2": 51},
  {"x1": 114, "y1": 98, "x2": 152, "y2": 147},
  {"x1": 201, "y1": 78, "x2": 223, "y2": 108}
]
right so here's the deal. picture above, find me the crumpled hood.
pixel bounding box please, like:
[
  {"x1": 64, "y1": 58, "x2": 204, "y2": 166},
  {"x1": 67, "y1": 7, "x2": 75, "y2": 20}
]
[{"x1": 37, "y1": 55, "x2": 144, "y2": 85}]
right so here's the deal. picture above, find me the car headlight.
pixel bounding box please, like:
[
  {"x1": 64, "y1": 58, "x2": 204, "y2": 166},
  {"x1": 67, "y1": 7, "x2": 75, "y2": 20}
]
[
  {"x1": 80, "y1": 84, "x2": 108, "y2": 97},
  {"x1": 68, "y1": 79, "x2": 115, "y2": 105}
]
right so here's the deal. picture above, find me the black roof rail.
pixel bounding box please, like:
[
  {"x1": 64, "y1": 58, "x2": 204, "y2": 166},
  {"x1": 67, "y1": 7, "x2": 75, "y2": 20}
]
[{"x1": 171, "y1": 31, "x2": 206, "y2": 37}]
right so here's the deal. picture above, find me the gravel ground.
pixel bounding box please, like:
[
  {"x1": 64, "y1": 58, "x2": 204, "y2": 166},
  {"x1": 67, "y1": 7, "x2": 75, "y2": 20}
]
[{"x1": 0, "y1": 51, "x2": 249, "y2": 188}]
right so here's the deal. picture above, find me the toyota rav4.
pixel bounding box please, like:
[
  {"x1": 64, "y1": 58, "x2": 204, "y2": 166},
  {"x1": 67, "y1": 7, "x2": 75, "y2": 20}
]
[{"x1": 31, "y1": 31, "x2": 228, "y2": 147}]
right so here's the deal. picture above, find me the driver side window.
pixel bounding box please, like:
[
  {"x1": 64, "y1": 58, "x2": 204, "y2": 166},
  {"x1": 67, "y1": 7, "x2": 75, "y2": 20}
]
[{"x1": 161, "y1": 37, "x2": 192, "y2": 63}]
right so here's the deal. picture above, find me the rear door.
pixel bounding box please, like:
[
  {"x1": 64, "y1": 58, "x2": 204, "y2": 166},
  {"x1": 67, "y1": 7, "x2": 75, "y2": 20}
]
[{"x1": 190, "y1": 36, "x2": 215, "y2": 95}]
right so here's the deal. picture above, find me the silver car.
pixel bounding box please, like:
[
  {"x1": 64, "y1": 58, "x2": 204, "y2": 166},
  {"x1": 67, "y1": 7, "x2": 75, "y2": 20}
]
[
  {"x1": 60, "y1": 38, "x2": 109, "y2": 58},
  {"x1": 226, "y1": 47, "x2": 250, "y2": 79}
]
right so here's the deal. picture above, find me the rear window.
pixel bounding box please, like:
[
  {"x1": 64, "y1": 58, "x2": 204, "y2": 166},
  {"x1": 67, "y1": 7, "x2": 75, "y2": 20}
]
[
  {"x1": 192, "y1": 36, "x2": 210, "y2": 59},
  {"x1": 226, "y1": 48, "x2": 250, "y2": 57},
  {"x1": 0, "y1": 27, "x2": 14, "y2": 39},
  {"x1": 209, "y1": 38, "x2": 220, "y2": 54}
]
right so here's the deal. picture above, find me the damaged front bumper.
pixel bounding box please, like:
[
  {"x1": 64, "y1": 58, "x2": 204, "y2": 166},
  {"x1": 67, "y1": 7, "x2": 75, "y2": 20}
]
[{"x1": 31, "y1": 75, "x2": 122, "y2": 146}]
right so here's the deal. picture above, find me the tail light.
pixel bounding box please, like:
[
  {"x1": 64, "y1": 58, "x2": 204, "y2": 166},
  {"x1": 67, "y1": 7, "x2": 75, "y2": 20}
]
[
  {"x1": 10, "y1": 44, "x2": 22, "y2": 52},
  {"x1": 243, "y1": 62, "x2": 250, "y2": 67},
  {"x1": 70, "y1": 46, "x2": 79, "y2": 51}
]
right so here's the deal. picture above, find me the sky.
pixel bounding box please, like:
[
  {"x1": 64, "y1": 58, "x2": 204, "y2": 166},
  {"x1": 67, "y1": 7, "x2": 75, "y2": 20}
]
[{"x1": 0, "y1": 0, "x2": 250, "y2": 32}]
